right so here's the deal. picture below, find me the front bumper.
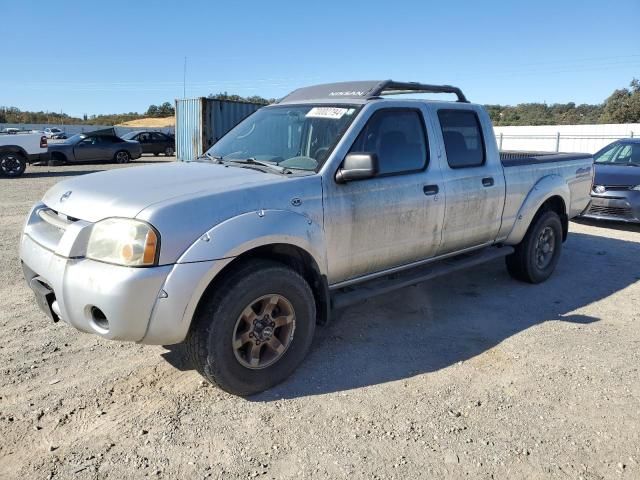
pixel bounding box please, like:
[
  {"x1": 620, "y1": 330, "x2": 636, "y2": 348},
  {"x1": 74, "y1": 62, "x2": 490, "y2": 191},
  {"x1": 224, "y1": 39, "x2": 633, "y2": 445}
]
[
  {"x1": 581, "y1": 191, "x2": 640, "y2": 223},
  {"x1": 20, "y1": 204, "x2": 232, "y2": 344},
  {"x1": 21, "y1": 233, "x2": 172, "y2": 341}
]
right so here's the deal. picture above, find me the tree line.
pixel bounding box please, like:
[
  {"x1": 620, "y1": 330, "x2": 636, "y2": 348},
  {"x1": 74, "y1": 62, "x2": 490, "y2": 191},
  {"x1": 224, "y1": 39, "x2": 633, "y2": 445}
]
[
  {"x1": 487, "y1": 79, "x2": 640, "y2": 125},
  {"x1": 1, "y1": 79, "x2": 638, "y2": 126}
]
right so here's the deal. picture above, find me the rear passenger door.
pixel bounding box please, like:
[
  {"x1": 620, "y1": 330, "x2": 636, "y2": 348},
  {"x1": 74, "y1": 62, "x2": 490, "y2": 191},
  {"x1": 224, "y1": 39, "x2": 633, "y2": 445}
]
[
  {"x1": 433, "y1": 108, "x2": 506, "y2": 255},
  {"x1": 323, "y1": 107, "x2": 445, "y2": 283}
]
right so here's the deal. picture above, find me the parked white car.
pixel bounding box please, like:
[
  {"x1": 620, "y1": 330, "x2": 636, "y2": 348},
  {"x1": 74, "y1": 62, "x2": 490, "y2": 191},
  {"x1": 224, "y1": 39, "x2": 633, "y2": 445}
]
[{"x1": 44, "y1": 127, "x2": 64, "y2": 139}]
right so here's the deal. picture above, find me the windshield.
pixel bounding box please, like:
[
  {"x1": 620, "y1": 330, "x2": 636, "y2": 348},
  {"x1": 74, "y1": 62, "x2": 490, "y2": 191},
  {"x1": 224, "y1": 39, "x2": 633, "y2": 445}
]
[
  {"x1": 202, "y1": 104, "x2": 360, "y2": 171},
  {"x1": 594, "y1": 142, "x2": 640, "y2": 166},
  {"x1": 65, "y1": 134, "x2": 86, "y2": 143},
  {"x1": 121, "y1": 132, "x2": 137, "y2": 140}
]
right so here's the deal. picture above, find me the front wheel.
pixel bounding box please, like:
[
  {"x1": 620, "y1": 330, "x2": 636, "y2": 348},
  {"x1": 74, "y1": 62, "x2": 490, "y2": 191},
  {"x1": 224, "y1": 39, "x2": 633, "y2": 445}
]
[
  {"x1": 0, "y1": 151, "x2": 27, "y2": 177},
  {"x1": 506, "y1": 210, "x2": 563, "y2": 283},
  {"x1": 114, "y1": 150, "x2": 130, "y2": 164},
  {"x1": 186, "y1": 260, "x2": 316, "y2": 395}
]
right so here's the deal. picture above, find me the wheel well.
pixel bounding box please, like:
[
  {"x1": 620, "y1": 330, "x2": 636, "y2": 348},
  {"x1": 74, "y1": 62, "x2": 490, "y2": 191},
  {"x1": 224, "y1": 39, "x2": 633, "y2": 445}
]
[
  {"x1": 538, "y1": 195, "x2": 568, "y2": 241},
  {"x1": 194, "y1": 244, "x2": 330, "y2": 326},
  {"x1": 51, "y1": 151, "x2": 67, "y2": 162},
  {"x1": 0, "y1": 146, "x2": 28, "y2": 159}
]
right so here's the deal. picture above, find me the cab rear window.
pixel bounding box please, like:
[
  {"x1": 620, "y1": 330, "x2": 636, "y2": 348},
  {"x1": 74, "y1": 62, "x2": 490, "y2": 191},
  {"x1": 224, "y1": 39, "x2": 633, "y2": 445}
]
[{"x1": 438, "y1": 110, "x2": 486, "y2": 168}]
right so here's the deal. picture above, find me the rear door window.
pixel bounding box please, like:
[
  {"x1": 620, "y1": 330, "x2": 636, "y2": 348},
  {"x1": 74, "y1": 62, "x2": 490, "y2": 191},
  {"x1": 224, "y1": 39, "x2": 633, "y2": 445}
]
[
  {"x1": 349, "y1": 109, "x2": 428, "y2": 175},
  {"x1": 438, "y1": 110, "x2": 486, "y2": 168}
]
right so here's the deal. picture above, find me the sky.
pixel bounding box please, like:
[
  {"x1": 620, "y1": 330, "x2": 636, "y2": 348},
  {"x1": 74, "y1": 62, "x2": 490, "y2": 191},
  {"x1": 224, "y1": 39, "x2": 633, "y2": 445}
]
[{"x1": 1, "y1": 0, "x2": 639, "y2": 117}]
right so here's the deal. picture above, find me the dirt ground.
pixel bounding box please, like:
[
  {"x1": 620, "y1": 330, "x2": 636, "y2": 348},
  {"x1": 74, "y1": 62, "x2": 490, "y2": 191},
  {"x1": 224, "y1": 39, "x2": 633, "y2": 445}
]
[{"x1": 1, "y1": 158, "x2": 639, "y2": 479}]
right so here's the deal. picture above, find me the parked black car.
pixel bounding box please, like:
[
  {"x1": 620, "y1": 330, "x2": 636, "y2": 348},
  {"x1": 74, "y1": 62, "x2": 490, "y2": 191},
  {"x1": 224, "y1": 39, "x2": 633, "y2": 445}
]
[
  {"x1": 581, "y1": 139, "x2": 640, "y2": 223},
  {"x1": 48, "y1": 131, "x2": 142, "y2": 165},
  {"x1": 121, "y1": 131, "x2": 175, "y2": 156}
]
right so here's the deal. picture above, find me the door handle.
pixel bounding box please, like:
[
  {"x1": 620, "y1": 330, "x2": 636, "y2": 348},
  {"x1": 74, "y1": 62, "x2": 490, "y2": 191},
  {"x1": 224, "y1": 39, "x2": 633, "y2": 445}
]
[
  {"x1": 423, "y1": 184, "x2": 439, "y2": 196},
  {"x1": 482, "y1": 177, "x2": 494, "y2": 187}
]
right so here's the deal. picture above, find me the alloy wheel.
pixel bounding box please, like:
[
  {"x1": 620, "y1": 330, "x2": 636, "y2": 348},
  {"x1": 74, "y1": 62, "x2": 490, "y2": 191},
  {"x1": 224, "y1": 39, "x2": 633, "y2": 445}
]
[{"x1": 232, "y1": 294, "x2": 296, "y2": 369}]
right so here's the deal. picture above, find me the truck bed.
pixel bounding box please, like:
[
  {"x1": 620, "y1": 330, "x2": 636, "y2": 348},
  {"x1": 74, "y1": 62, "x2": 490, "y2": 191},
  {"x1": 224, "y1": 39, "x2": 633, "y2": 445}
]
[
  {"x1": 497, "y1": 151, "x2": 594, "y2": 243},
  {"x1": 500, "y1": 151, "x2": 592, "y2": 167}
]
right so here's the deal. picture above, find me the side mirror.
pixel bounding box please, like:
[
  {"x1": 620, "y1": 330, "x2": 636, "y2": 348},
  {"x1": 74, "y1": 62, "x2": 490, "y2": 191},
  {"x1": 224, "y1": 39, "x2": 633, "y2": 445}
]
[{"x1": 335, "y1": 152, "x2": 379, "y2": 183}]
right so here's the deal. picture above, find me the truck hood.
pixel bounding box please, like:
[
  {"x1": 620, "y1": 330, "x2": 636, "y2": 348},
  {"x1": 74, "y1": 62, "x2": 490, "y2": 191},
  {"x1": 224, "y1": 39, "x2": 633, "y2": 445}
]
[
  {"x1": 594, "y1": 164, "x2": 640, "y2": 187},
  {"x1": 42, "y1": 161, "x2": 282, "y2": 222}
]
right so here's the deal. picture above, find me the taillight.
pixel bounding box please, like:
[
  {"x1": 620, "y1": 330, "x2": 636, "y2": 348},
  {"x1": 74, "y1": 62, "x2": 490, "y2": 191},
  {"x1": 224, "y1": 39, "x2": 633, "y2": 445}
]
[{"x1": 40, "y1": 136, "x2": 47, "y2": 148}]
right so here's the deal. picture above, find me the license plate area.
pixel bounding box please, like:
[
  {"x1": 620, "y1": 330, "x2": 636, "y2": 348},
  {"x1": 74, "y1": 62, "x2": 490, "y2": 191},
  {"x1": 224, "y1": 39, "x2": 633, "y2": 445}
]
[{"x1": 29, "y1": 277, "x2": 59, "y2": 322}]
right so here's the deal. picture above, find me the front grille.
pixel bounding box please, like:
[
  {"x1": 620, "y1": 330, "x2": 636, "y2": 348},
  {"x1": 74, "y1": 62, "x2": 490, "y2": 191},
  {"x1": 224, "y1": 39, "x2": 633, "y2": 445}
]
[
  {"x1": 603, "y1": 185, "x2": 633, "y2": 191},
  {"x1": 26, "y1": 207, "x2": 80, "y2": 252},
  {"x1": 587, "y1": 204, "x2": 633, "y2": 219},
  {"x1": 38, "y1": 208, "x2": 76, "y2": 231}
]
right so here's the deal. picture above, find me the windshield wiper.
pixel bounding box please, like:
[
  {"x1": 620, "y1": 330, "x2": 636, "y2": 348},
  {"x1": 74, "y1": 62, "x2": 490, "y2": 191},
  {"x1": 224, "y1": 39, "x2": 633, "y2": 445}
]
[
  {"x1": 198, "y1": 152, "x2": 223, "y2": 163},
  {"x1": 226, "y1": 158, "x2": 291, "y2": 174}
]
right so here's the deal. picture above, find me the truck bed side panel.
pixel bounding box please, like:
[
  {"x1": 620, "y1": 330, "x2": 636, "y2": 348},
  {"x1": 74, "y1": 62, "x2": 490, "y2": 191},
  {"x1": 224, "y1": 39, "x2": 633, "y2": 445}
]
[{"x1": 497, "y1": 155, "x2": 593, "y2": 242}]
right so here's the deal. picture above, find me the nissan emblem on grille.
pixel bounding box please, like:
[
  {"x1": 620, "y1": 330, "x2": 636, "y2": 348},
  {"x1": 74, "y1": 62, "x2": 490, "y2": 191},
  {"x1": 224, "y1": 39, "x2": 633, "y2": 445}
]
[{"x1": 60, "y1": 191, "x2": 72, "y2": 202}]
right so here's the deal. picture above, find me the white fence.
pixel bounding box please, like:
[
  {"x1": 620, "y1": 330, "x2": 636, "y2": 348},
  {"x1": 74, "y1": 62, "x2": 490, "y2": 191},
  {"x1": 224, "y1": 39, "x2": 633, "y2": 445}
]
[{"x1": 494, "y1": 124, "x2": 639, "y2": 154}]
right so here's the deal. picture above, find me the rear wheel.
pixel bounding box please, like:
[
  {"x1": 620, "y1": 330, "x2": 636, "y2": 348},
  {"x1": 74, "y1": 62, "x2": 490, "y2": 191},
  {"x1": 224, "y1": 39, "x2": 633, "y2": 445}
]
[
  {"x1": 114, "y1": 150, "x2": 130, "y2": 164},
  {"x1": 506, "y1": 210, "x2": 563, "y2": 283},
  {"x1": 164, "y1": 146, "x2": 174, "y2": 156},
  {"x1": 0, "y1": 151, "x2": 27, "y2": 177},
  {"x1": 186, "y1": 260, "x2": 316, "y2": 395}
]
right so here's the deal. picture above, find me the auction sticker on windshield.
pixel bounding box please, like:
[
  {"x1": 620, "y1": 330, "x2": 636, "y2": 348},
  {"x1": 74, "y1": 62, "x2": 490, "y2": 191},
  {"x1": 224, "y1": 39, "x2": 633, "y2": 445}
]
[{"x1": 305, "y1": 107, "x2": 350, "y2": 119}]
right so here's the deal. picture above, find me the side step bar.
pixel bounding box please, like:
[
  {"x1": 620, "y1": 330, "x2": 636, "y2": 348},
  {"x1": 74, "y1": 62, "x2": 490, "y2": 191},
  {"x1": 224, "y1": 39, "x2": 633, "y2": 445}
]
[{"x1": 331, "y1": 246, "x2": 514, "y2": 310}]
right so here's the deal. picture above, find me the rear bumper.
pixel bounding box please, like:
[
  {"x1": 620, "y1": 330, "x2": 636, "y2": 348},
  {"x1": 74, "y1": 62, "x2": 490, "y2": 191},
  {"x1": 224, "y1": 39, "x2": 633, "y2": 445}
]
[
  {"x1": 581, "y1": 192, "x2": 640, "y2": 223},
  {"x1": 28, "y1": 152, "x2": 50, "y2": 164}
]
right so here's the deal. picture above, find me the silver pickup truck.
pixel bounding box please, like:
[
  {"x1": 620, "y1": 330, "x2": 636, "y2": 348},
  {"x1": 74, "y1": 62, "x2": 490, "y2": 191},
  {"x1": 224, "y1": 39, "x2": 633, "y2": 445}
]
[{"x1": 20, "y1": 81, "x2": 593, "y2": 395}]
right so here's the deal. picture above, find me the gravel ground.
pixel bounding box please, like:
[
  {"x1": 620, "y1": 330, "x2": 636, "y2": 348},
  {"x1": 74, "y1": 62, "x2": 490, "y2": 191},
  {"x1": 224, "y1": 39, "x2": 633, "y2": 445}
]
[{"x1": 1, "y1": 158, "x2": 639, "y2": 479}]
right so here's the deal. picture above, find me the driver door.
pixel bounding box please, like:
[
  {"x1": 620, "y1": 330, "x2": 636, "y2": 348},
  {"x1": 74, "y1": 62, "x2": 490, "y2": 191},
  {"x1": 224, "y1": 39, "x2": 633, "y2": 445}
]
[
  {"x1": 323, "y1": 107, "x2": 445, "y2": 284},
  {"x1": 74, "y1": 136, "x2": 100, "y2": 161}
]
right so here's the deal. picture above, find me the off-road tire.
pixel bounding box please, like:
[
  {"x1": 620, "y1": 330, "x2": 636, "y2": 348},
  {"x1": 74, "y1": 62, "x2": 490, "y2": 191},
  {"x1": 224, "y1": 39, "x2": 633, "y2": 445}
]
[
  {"x1": 0, "y1": 151, "x2": 27, "y2": 177},
  {"x1": 506, "y1": 210, "x2": 563, "y2": 284},
  {"x1": 185, "y1": 260, "x2": 316, "y2": 396}
]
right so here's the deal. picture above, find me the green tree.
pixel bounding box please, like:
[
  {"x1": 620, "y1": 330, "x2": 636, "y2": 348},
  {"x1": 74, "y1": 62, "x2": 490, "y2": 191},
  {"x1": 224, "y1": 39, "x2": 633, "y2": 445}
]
[
  {"x1": 157, "y1": 102, "x2": 175, "y2": 116},
  {"x1": 208, "y1": 92, "x2": 274, "y2": 105},
  {"x1": 600, "y1": 78, "x2": 640, "y2": 123},
  {"x1": 146, "y1": 105, "x2": 159, "y2": 117}
]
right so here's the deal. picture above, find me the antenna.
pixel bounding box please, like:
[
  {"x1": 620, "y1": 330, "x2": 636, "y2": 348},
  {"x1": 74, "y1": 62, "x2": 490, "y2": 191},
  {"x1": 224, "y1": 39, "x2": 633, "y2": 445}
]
[{"x1": 183, "y1": 56, "x2": 187, "y2": 98}]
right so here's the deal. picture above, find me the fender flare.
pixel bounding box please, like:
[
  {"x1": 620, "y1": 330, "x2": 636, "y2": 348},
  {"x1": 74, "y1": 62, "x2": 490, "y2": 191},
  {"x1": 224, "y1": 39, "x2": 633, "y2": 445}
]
[
  {"x1": 177, "y1": 209, "x2": 327, "y2": 273},
  {"x1": 143, "y1": 210, "x2": 327, "y2": 344},
  {"x1": 504, "y1": 174, "x2": 570, "y2": 245},
  {"x1": 0, "y1": 145, "x2": 29, "y2": 159}
]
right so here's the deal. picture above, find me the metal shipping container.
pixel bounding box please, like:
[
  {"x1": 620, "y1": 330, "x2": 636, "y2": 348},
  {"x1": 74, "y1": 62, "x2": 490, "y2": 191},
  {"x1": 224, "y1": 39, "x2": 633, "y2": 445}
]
[{"x1": 175, "y1": 98, "x2": 263, "y2": 161}]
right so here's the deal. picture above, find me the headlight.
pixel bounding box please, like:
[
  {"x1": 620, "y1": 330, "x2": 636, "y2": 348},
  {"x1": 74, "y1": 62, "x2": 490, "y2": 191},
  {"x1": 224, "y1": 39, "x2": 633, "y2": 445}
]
[
  {"x1": 86, "y1": 218, "x2": 159, "y2": 266},
  {"x1": 632, "y1": 185, "x2": 640, "y2": 191}
]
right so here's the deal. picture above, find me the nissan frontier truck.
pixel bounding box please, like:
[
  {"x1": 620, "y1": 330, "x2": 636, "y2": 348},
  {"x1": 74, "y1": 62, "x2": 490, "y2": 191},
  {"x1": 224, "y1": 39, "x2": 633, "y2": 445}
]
[{"x1": 20, "y1": 81, "x2": 593, "y2": 395}]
